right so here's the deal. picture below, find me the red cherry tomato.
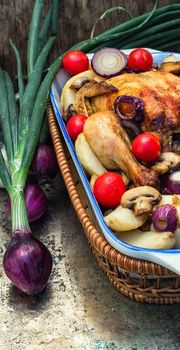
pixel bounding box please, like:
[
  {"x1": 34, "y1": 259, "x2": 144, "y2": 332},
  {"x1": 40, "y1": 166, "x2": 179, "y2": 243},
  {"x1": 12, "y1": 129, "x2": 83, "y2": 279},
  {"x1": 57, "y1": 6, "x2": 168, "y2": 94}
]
[
  {"x1": 66, "y1": 114, "x2": 88, "y2": 141},
  {"x1": 93, "y1": 172, "x2": 126, "y2": 208},
  {"x1": 62, "y1": 50, "x2": 89, "y2": 75},
  {"x1": 128, "y1": 48, "x2": 153, "y2": 72},
  {"x1": 132, "y1": 132, "x2": 161, "y2": 162}
]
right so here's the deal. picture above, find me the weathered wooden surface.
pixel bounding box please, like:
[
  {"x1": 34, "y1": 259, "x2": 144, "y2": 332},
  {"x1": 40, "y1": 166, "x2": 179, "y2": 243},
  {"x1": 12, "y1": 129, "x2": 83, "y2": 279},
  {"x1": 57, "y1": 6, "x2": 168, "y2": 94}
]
[{"x1": 0, "y1": 0, "x2": 179, "y2": 76}]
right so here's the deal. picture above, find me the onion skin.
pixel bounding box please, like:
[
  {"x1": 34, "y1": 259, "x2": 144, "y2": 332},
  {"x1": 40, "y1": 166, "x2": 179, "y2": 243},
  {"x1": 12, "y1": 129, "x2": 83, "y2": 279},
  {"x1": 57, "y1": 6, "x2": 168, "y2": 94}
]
[
  {"x1": 32, "y1": 144, "x2": 58, "y2": 178},
  {"x1": 152, "y1": 204, "x2": 177, "y2": 233},
  {"x1": 3, "y1": 230, "x2": 52, "y2": 295}
]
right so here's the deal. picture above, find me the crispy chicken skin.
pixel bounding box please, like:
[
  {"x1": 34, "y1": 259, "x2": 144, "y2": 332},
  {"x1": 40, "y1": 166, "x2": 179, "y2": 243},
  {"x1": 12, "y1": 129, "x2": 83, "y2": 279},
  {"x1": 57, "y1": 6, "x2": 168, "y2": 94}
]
[
  {"x1": 92, "y1": 71, "x2": 180, "y2": 128},
  {"x1": 83, "y1": 111, "x2": 159, "y2": 188}
]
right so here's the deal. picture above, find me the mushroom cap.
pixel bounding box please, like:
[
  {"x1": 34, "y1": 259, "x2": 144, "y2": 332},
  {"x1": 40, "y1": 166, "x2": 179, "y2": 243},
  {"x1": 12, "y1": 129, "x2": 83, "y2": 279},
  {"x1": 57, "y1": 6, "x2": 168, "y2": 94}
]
[
  {"x1": 121, "y1": 186, "x2": 161, "y2": 215},
  {"x1": 152, "y1": 152, "x2": 180, "y2": 174}
]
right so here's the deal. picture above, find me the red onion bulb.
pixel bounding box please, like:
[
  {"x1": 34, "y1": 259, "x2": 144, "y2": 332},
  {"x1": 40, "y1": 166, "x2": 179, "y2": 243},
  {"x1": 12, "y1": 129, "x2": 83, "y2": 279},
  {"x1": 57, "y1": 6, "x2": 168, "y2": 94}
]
[
  {"x1": 3, "y1": 230, "x2": 52, "y2": 294},
  {"x1": 152, "y1": 204, "x2": 177, "y2": 233},
  {"x1": 162, "y1": 170, "x2": 180, "y2": 194},
  {"x1": 32, "y1": 144, "x2": 58, "y2": 177},
  {"x1": 91, "y1": 48, "x2": 127, "y2": 77},
  {"x1": 8, "y1": 184, "x2": 47, "y2": 223},
  {"x1": 25, "y1": 184, "x2": 47, "y2": 223},
  {"x1": 114, "y1": 95, "x2": 144, "y2": 123}
]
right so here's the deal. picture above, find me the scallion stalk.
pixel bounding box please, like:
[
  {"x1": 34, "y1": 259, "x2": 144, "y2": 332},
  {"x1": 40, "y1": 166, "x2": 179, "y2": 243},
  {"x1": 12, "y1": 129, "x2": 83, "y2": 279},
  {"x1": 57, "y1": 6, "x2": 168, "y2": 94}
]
[{"x1": 0, "y1": 0, "x2": 61, "y2": 295}]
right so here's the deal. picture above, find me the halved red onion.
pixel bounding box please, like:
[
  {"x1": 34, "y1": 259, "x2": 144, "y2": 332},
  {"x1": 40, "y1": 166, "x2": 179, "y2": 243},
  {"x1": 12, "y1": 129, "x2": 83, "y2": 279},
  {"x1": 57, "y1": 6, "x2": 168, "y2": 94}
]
[
  {"x1": 152, "y1": 204, "x2": 177, "y2": 233},
  {"x1": 162, "y1": 170, "x2": 180, "y2": 194},
  {"x1": 91, "y1": 48, "x2": 127, "y2": 78},
  {"x1": 114, "y1": 95, "x2": 144, "y2": 123}
]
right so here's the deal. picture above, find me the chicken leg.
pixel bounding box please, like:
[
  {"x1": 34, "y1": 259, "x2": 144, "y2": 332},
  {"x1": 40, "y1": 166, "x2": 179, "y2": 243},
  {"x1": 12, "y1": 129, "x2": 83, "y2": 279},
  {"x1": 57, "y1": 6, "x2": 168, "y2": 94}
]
[{"x1": 83, "y1": 111, "x2": 159, "y2": 188}]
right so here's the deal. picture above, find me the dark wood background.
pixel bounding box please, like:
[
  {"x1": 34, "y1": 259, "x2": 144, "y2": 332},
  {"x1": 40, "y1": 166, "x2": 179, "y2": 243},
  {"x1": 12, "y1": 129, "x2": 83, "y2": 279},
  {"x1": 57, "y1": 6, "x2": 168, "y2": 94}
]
[{"x1": 0, "y1": 0, "x2": 179, "y2": 76}]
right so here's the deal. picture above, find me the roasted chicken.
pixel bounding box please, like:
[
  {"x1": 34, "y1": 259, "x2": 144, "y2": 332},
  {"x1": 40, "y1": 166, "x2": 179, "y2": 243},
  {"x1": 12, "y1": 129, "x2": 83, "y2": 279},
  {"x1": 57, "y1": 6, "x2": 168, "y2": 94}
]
[
  {"x1": 83, "y1": 111, "x2": 159, "y2": 187},
  {"x1": 75, "y1": 70, "x2": 180, "y2": 151}
]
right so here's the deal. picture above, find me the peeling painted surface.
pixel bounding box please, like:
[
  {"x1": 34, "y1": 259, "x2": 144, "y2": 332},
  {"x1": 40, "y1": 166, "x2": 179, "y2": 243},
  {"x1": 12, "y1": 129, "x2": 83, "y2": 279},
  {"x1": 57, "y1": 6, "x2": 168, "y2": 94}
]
[{"x1": 0, "y1": 177, "x2": 180, "y2": 350}]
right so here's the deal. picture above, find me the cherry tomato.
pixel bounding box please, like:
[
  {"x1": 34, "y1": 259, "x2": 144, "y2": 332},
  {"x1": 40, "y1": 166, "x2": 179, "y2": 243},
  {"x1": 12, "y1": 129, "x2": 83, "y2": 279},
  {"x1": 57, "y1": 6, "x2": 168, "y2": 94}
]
[
  {"x1": 66, "y1": 114, "x2": 88, "y2": 141},
  {"x1": 62, "y1": 50, "x2": 89, "y2": 75},
  {"x1": 128, "y1": 48, "x2": 153, "y2": 72},
  {"x1": 93, "y1": 172, "x2": 126, "y2": 208},
  {"x1": 132, "y1": 132, "x2": 161, "y2": 162}
]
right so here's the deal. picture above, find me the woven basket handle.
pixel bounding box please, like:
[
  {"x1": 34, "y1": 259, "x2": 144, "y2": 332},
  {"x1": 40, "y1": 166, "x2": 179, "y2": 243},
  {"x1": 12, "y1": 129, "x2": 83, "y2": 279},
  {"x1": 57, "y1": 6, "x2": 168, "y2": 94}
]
[{"x1": 90, "y1": 7, "x2": 133, "y2": 39}]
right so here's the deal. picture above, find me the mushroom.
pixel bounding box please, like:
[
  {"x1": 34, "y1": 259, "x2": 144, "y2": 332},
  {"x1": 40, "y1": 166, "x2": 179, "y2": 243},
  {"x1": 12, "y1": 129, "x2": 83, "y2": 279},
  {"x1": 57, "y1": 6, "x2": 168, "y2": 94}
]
[
  {"x1": 75, "y1": 80, "x2": 118, "y2": 116},
  {"x1": 70, "y1": 77, "x2": 90, "y2": 89},
  {"x1": 121, "y1": 186, "x2": 161, "y2": 216},
  {"x1": 60, "y1": 69, "x2": 105, "y2": 117},
  {"x1": 152, "y1": 152, "x2": 180, "y2": 174}
]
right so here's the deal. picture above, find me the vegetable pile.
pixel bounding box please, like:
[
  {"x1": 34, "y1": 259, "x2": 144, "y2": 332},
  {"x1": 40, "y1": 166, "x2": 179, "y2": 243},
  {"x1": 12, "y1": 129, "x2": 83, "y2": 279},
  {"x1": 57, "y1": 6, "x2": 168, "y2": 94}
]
[
  {"x1": 61, "y1": 45, "x2": 180, "y2": 251},
  {"x1": 0, "y1": 0, "x2": 180, "y2": 294}
]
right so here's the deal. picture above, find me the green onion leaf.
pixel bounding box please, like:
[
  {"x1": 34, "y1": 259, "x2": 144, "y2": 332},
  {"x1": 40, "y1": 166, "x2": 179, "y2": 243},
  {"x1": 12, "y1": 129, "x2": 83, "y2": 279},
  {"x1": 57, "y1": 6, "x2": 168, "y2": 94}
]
[
  {"x1": 0, "y1": 149, "x2": 12, "y2": 193},
  {"x1": 21, "y1": 55, "x2": 63, "y2": 177},
  {"x1": 51, "y1": 0, "x2": 60, "y2": 36},
  {"x1": 0, "y1": 69, "x2": 16, "y2": 164},
  {"x1": 27, "y1": 0, "x2": 45, "y2": 76},
  {"x1": 19, "y1": 35, "x2": 56, "y2": 137},
  {"x1": 10, "y1": 40, "x2": 24, "y2": 109},
  {"x1": 90, "y1": 6, "x2": 133, "y2": 39}
]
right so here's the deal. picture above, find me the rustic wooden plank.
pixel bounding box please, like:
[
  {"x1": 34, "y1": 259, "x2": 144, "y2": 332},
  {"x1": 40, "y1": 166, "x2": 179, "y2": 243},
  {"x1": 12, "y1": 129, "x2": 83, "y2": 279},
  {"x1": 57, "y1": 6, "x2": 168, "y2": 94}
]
[{"x1": 0, "y1": 0, "x2": 179, "y2": 76}]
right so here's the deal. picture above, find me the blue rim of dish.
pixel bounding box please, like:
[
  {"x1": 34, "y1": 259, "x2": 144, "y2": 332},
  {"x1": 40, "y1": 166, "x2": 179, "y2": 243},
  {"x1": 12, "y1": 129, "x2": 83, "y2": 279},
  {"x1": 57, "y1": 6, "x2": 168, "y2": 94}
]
[{"x1": 50, "y1": 50, "x2": 180, "y2": 255}]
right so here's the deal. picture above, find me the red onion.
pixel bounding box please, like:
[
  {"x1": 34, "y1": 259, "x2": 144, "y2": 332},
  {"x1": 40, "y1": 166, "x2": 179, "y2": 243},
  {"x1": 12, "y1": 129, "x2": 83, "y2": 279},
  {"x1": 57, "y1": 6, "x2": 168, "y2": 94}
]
[
  {"x1": 32, "y1": 144, "x2": 58, "y2": 177},
  {"x1": 152, "y1": 204, "x2": 177, "y2": 233},
  {"x1": 114, "y1": 95, "x2": 144, "y2": 123},
  {"x1": 162, "y1": 170, "x2": 180, "y2": 194},
  {"x1": 25, "y1": 184, "x2": 47, "y2": 222},
  {"x1": 8, "y1": 184, "x2": 47, "y2": 223},
  {"x1": 3, "y1": 230, "x2": 52, "y2": 294},
  {"x1": 91, "y1": 48, "x2": 127, "y2": 77}
]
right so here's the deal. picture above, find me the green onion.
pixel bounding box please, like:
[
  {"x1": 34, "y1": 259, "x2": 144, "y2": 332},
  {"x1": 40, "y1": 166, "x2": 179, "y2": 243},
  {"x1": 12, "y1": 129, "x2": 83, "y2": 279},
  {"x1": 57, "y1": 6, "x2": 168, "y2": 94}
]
[
  {"x1": 0, "y1": 0, "x2": 60, "y2": 294},
  {"x1": 10, "y1": 41, "x2": 24, "y2": 109},
  {"x1": 27, "y1": 0, "x2": 45, "y2": 76}
]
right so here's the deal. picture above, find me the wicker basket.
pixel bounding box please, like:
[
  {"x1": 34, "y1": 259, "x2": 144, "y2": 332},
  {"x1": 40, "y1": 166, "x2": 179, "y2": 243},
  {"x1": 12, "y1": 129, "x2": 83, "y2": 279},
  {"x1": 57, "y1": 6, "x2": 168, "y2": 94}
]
[{"x1": 47, "y1": 101, "x2": 180, "y2": 304}]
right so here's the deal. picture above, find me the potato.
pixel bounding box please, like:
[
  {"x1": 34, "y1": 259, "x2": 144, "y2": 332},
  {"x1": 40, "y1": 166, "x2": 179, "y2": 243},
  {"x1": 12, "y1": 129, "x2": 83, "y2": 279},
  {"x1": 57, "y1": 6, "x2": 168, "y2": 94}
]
[
  {"x1": 75, "y1": 133, "x2": 106, "y2": 176},
  {"x1": 104, "y1": 206, "x2": 148, "y2": 232},
  {"x1": 116, "y1": 229, "x2": 175, "y2": 249},
  {"x1": 61, "y1": 70, "x2": 105, "y2": 115},
  {"x1": 61, "y1": 87, "x2": 77, "y2": 114},
  {"x1": 90, "y1": 174, "x2": 99, "y2": 190}
]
